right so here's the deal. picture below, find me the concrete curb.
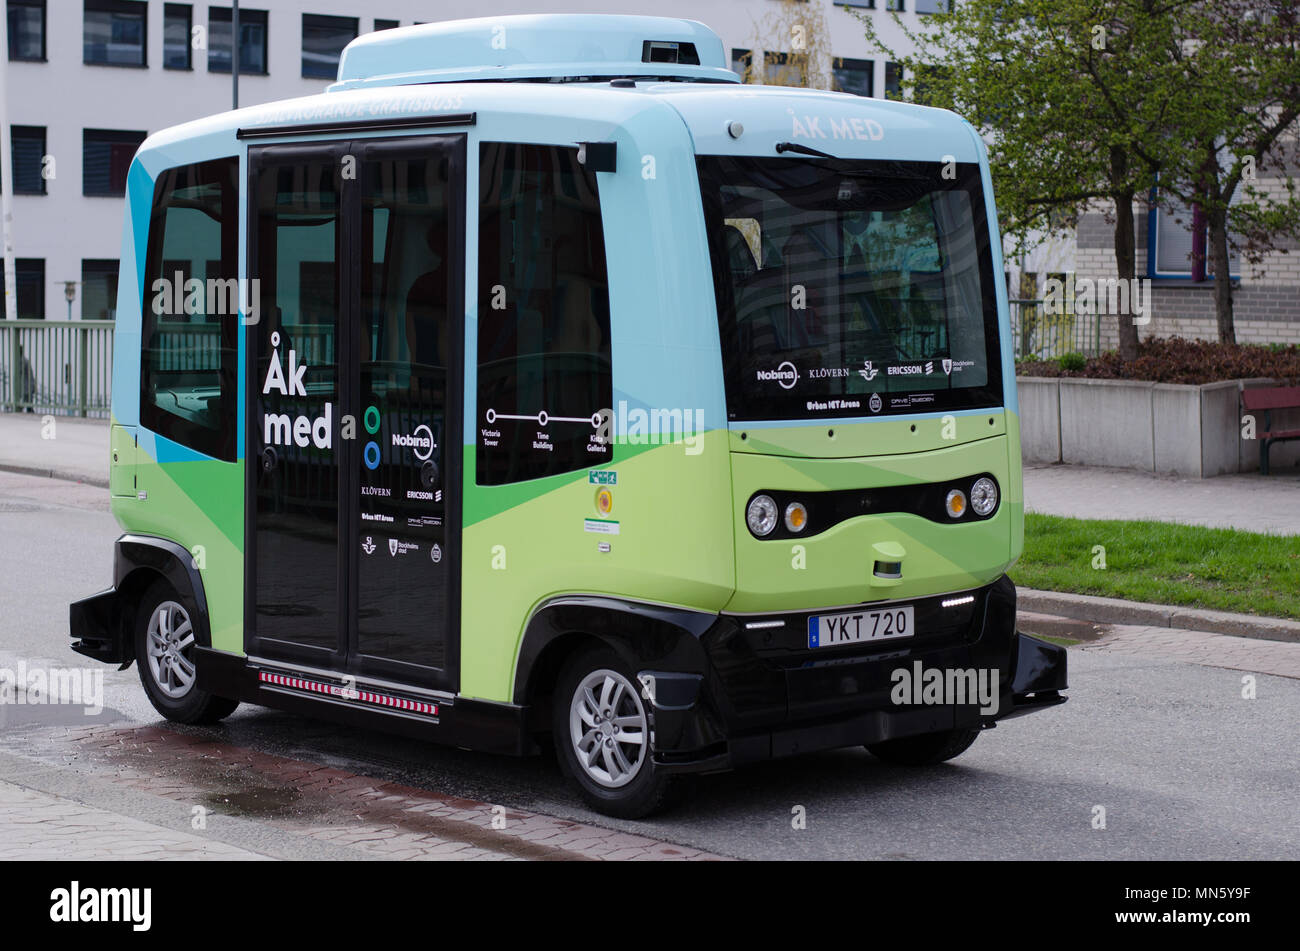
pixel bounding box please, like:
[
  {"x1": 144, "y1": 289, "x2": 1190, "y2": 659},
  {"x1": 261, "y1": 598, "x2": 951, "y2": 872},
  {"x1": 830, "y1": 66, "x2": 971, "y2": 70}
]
[
  {"x1": 0, "y1": 462, "x2": 109, "y2": 489},
  {"x1": 1019, "y1": 588, "x2": 1300, "y2": 644}
]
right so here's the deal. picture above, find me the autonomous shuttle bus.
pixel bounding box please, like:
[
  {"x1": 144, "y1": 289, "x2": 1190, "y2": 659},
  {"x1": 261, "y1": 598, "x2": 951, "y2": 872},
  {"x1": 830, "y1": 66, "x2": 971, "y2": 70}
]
[{"x1": 70, "y1": 14, "x2": 1067, "y2": 818}]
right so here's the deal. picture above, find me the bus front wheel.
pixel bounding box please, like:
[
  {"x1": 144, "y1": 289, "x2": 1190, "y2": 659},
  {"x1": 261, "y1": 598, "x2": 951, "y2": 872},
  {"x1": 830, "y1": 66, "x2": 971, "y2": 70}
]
[
  {"x1": 866, "y1": 727, "x2": 981, "y2": 766},
  {"x1": 134, "y1": 579, "x2": 239, "y2": 725},
  {"x1": 552, "y1": 646, "x2": 685, "y2": 819}
]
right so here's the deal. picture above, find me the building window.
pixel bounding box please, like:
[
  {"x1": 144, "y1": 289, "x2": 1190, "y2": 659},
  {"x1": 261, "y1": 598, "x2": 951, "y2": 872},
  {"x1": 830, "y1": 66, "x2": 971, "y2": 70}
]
[
  {"x1": 84, "y1": 0, "x2": 147, "y2": 67},
  {"x1": 302, "y1": 13, "x2": 357, "y2": 79},
  {"x1": 0, "y1": 258, "x2": 45, "y2": 318},
  {"x1": 83, "y1": 128, "x2": 147, "y2": 196},
  {"x1": 765, "y1": 50, "x2": 802, "y2": 86},
  {"x1": 886, "y1": 0, "x2": 904, "y2": 10},
  {"x1": 884, "y1": 61, "x2": 903, "y2": 99},
  {"x1": 833, "y1": 57, "x2": 873, "y2": 97},
  {"x1": 163, "y1": 3, "x2": 191, "y2": 69},
  {"x1": 1148, "y1": 193, "x2": 1241, "y2": 280},
  {"x1": 915, "y1": 0, "x2": 951, "y2": 12},
  {"x1": 374, "y1": 18, "x2": 398, "y2": 31},
  {"x1": 80, "y1": 259, "x2": 118, "y2": 319},
  {"x1": 832, "y1": 1, "x2": 876, "y2": 8},
  {"x1": 7, "y1": 0, "x2": 46, "y2": 61},
  {"x1": 10, "y1": 125, "x2": 47, "y2": 194},
  {"x1": 140, "y1": 157, "x2": 238, "y2": 459},
  {"x1": 476, "y1": 142, "x2": 613, "y2": 486},
  {"x1": 208, "y1": 7, "x2": 267, "y2": 74},
  {"x1": 731, "y1": 47, "x2": 754, "y2": 82}
]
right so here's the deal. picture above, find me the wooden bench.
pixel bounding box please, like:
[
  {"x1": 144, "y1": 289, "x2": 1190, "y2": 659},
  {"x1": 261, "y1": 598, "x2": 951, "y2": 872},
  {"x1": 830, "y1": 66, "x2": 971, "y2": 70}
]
[{"x1": 1241, "y1": 385, "x2": 1300, "y2": 474}]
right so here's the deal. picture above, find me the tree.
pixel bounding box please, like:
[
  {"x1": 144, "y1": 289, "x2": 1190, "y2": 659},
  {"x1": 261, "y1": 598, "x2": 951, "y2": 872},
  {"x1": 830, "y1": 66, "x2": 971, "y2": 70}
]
[
  {"x1": 739, "y1": 0, "x2": 850, "y2": 92},
  {"x1": 857, "y1": 1, "x2": 1300, "y2": 356},
  {"x1": 1153, "y1": 1, "x2": 1300, "y2": 342}
]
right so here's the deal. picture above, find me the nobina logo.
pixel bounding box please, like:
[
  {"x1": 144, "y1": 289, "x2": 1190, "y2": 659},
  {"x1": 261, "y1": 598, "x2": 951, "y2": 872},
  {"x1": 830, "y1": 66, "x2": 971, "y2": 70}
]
[
  {"x1": 890, "y1": 661, "x2": 1000, "y2": 716},
  {"x1": 50, "y1": 882, "x2": 151, "y2": 931},
  {"x1": 757, "y1": 361, "x2": 799, "y2": 390},
  {"x1": 392, "y1": 423, "x2": 435, "y2": 461}
]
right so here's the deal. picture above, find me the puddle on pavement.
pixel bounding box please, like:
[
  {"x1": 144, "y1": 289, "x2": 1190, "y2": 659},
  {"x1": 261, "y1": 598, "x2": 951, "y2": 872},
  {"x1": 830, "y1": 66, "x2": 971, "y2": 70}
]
[{"x1": 200, "y1": 785, "x2": 308, "y2": 819}]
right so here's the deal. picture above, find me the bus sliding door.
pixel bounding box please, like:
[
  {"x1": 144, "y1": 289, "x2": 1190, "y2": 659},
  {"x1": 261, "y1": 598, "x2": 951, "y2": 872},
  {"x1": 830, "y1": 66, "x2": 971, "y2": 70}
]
[{"x1": 246, "y1": 136, "x2": 463, "y2": 693}]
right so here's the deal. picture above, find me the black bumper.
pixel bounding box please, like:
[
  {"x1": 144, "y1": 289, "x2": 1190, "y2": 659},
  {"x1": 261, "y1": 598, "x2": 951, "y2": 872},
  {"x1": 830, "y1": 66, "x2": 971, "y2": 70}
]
[
  {"x1": 641, "y1": 576, "x2": 1067, "y2": 773},
  {"x1": 69, "y1": 587, "x2": 130, "y2": 667}
]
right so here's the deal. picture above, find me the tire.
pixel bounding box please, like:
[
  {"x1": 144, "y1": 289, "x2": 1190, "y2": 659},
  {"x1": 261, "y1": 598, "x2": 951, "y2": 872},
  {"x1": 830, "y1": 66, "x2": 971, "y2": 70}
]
[
  {"x1": 552, "y1": 646, "x2": 686, "y2": 819},
  {"x1": 134, "y1": 579, "x2": 239, "y2": 725},
  {"x1": 866, "y1": 727, "x2": 981, "y2": 766}
]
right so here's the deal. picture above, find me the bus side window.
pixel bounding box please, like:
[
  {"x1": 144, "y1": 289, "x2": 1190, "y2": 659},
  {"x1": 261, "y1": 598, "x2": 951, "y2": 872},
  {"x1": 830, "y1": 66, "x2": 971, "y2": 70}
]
[
  {"x1": 476, "y1": 143, "x2": 613, "y2": 486},
  {"x1": 139, "y1": 156, "x2": 239, "y2": 461}
]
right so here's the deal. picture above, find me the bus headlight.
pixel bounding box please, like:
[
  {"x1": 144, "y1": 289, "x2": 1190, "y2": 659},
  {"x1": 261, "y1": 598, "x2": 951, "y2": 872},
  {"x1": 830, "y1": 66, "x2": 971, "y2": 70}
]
[
  {"x1": 970, "y1": 477, "x2": 998, "y2": 517},
  {"x1": 747, "y1": 495, "x2": 778, "y2": 537},
  {"x1": 784, "y1": 501, "x2": 808, "y2": 533},
  {"x1": 945, "y1": 489, "x2": 967, "y2": 519}
]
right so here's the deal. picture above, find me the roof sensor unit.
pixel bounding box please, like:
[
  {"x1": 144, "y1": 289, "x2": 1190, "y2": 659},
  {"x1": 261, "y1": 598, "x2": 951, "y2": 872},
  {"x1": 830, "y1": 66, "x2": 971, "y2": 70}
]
[
  {"x1": 643, "y1": 40, "x2": 700, "y2": 66},
  {"x1": 577, "y1": 141, "x2": 617, "y2": 173}
]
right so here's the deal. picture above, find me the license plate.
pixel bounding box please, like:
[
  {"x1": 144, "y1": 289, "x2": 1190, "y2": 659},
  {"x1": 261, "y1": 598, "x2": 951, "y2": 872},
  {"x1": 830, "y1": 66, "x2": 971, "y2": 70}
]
[{"x1": 808, "y1": 606, "x2": 914, "y2": 648}]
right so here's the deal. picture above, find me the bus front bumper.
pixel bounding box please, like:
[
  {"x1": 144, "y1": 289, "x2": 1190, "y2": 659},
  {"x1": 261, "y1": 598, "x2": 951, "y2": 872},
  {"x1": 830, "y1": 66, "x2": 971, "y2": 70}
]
[{"x1": 639, "y1": 577, "x2": 1068, "y2": 774}]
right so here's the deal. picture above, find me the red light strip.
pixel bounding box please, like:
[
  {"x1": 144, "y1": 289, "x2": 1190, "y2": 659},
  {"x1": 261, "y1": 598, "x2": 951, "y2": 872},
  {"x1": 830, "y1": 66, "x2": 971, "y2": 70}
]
[{"x1": 259, "y1": 671, "x2": 439, "y2": 716}]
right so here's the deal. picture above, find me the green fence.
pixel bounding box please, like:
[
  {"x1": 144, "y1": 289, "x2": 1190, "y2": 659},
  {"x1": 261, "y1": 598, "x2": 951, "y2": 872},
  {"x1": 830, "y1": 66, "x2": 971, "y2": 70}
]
[
  {"x1": 1009, "y1": 299, "x2": 1104, "y2": 361},
  {"x1": 0, "y1": 320, "x2": 115, "y2": 417}
]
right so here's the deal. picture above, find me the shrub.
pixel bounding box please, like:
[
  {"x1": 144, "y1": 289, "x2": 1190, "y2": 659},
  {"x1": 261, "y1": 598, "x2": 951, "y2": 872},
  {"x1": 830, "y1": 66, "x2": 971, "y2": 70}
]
[{"x1": 1017, "y1": 337, "x2": 1300, "y2": 385}]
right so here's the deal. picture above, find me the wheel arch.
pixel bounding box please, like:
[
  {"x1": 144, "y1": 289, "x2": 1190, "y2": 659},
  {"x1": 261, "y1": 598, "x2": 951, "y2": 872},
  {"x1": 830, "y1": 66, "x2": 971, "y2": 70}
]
[
  {"x1": 115, "y1": 534, "x2": 214, "y2": 650},
  {"x1": 512, "y1": 597, "x2": 717, "y2": 714}
]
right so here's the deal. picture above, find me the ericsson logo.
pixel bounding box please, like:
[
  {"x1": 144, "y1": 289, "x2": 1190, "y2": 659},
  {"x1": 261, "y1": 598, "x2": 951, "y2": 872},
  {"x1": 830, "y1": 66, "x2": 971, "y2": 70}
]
[
  {"x1": 757, "y1": 361, "x2": 799, "y2": 390},
  {"x1": 392, "y1": 424, "x2": 435, "y2": 462}
]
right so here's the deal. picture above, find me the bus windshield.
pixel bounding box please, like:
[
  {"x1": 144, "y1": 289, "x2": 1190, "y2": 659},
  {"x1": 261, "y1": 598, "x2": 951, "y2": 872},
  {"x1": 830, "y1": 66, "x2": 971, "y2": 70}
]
[{"x1": 697, "y1": 155, "x2": 1003, "y2": 422}]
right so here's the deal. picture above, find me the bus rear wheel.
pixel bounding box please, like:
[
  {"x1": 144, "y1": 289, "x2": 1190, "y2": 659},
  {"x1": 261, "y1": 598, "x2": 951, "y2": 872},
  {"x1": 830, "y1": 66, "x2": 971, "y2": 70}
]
[
  {"x1": 552, "y1": 646, "x2": 684, "y2": 819},
  {"x1": 134, "y1": 579, "x2": 239, "y2": 725},
  {"x1": 866, "y1": 727, "x2": 981, "y2": 766}
]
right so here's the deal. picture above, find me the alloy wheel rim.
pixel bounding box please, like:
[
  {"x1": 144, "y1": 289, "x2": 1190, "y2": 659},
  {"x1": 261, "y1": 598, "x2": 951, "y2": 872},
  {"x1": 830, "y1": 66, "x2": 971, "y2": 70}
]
[
  {"x1": 568, "y1": 668, "x2": 648, "y2": 789},
  {"x1": 146, "y1": 600, "x2": 197, "y2": 700}
]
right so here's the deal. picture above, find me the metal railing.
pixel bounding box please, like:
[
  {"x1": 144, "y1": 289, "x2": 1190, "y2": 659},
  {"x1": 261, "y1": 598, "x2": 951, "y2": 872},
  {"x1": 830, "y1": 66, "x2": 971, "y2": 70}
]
[
  {"x1": 0, "y1": 309, "x2": 1104, "y2": 418},
  {"x1": 0, "y1": 319, "x2": 115, "y2": 418},
  {"x1": 1009, "y1": 299, "x2": 1104, "y2": 362}
]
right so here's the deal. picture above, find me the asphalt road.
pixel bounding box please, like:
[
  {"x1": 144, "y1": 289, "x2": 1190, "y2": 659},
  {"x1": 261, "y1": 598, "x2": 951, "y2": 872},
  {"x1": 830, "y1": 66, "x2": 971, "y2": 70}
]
[{"x1": 1, "y1": 470, "x2": 1296, "y2": 860}]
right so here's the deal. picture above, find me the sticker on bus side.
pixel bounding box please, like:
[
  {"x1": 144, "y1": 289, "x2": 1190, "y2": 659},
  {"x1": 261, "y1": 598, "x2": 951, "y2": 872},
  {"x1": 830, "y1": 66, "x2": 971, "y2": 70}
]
[
  {"x1": 584, "y1": 518, "x2": 620, "y2": 535},
  {"x1": 589, "y1": 470, "x2": 617, "y2": 485}
]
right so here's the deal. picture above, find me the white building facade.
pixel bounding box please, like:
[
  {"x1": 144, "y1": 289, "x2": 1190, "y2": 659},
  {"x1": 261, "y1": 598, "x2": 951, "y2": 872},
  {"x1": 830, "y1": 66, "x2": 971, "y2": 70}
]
[{"x1": 1, "y1": 0, "x2": 945, "y2": 320}]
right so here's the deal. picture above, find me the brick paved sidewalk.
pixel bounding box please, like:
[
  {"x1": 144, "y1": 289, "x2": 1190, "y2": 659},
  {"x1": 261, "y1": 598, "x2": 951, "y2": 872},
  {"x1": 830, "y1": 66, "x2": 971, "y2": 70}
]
[
  {"x1": 0, "y1": 780, "x2": 269, "y2": 861},
  {"x1": 0, "y1": 725, "x2": 728, "y2": 861},
  {"x1": 1081, "y1": 624, "x2": 1300, "y2": 679}
]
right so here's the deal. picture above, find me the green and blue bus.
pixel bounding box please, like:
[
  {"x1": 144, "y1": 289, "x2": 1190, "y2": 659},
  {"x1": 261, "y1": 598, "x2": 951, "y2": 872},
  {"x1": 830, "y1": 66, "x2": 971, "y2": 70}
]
[{"x1": 70, "y1": 14, "x2": 1066, "y2": 818}]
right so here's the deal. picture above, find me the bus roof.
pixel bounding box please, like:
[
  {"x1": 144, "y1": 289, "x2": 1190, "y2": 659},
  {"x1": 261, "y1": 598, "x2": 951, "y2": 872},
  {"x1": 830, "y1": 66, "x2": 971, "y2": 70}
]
[
  {"x1": 330, "y1": 15, "x2": 739, "y2": 90},
  {"x1": 131, "y1": 15, "x2": 983, "y2": 171}
]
